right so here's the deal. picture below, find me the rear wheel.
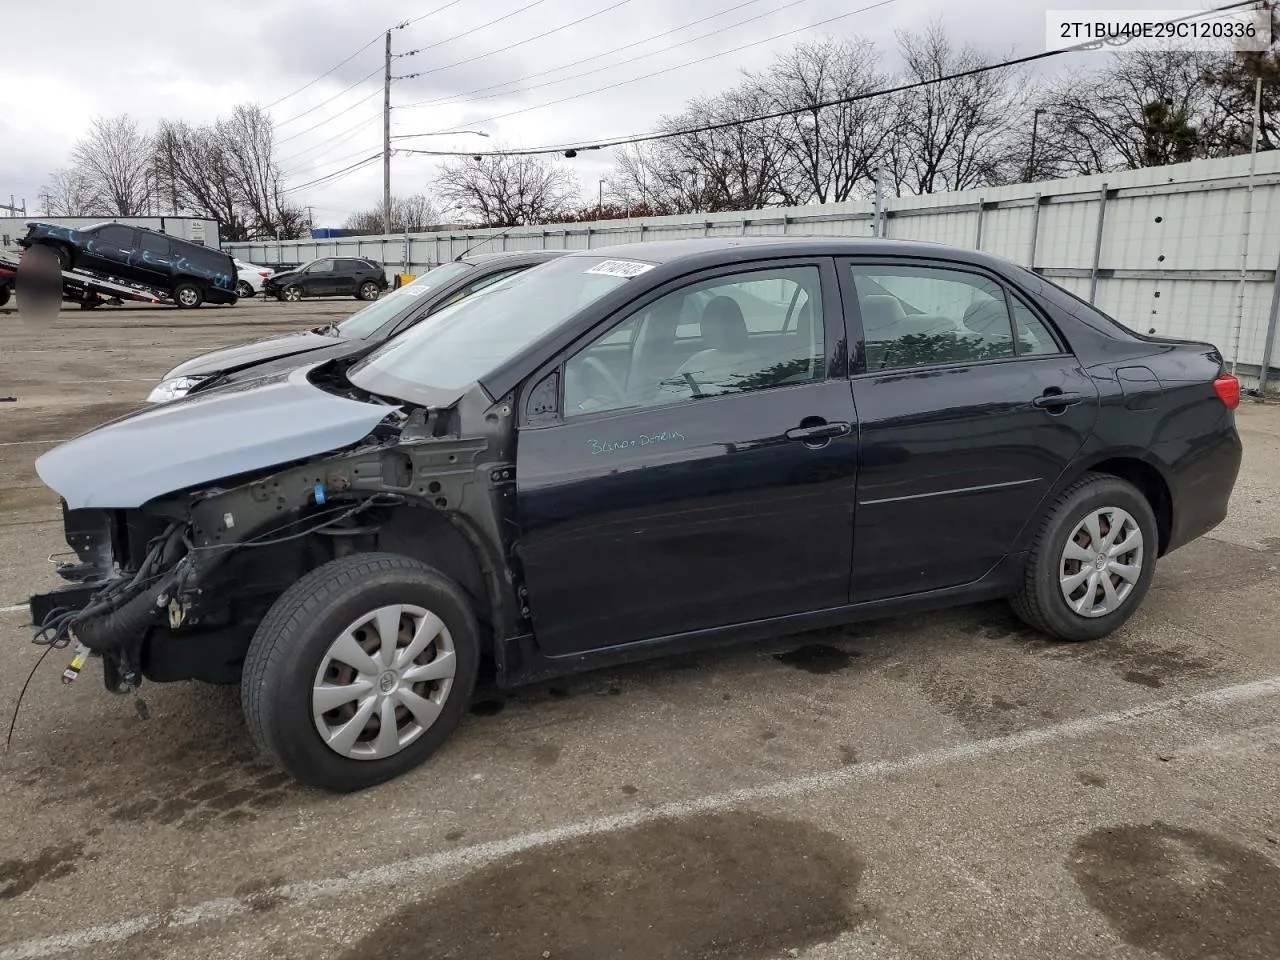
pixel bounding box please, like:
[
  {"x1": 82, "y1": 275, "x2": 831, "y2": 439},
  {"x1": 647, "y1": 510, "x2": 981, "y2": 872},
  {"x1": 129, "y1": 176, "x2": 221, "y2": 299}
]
[
  {"x1": 45, "y1": 243, "x2": 72, "y2": 271},
  {"x1": 241, "y1": 553, "x2": 480, "y2": 792},
  {"x1": 0, "y1": 286, "x2": 9, "y2": 308},
  {"x1": 174, "y1": 282, "x2": 203, "y2": 309},
  {"x1": 1010, "y1": 473, "x2": 1157, "y2": 642},
  {"x1": 358, "y1": 281, "x2": 380, "y2": 301},
  {"x1": 236, "y1": 280, "x2": 255, "y2": 299}
]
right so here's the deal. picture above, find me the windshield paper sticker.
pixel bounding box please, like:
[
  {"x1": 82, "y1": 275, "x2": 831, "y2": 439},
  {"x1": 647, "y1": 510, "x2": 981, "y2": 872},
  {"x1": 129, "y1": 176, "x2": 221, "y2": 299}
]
[
  {"x1": 584, "y1": 259, "x2": 654, "y2": 278},
  {"x1": 589, "y1": 431, "x2": 685, "y2": 455}
]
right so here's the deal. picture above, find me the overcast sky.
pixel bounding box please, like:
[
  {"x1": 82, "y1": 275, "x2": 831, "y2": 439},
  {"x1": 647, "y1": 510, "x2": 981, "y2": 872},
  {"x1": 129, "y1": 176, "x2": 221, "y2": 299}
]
[{"x1": 0, "y1": 0, "x2": 1220, "y2": 225}]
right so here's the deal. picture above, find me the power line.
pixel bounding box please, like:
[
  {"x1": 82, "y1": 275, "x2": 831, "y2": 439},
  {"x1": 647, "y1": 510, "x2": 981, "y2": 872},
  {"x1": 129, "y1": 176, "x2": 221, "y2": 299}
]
[
  {"x1": 399, "y1": 0, "x2": 468, "y2": 30},
  {"x1": 395, "y1": 0, "x2": 553, "y2": 59},
  {"x1": 395, "y1": 0, "x2": 634, "y2": 81},
  {"x1": 278, "y1": 109, "x2": 381, "y2": 167},
  {"x1": 275, "y1": 65, "x2": 383, "y2": 128},
  {"x1": 280, "y1": 153, "x2": 384, "y2": 196},
  {"x1": 277, "y1": 87, "x2": 383, "y2": 145},
  {"x1": 397, "y1": 0, "x2": 769, "y2": 111},
  {"x1": 397, "y1": 0, "x2": 1268, "y2": 161},
  {"x1": 263, "y1": 32, "x2": 385, "y2": 110},
  {"x1": 424, "y1": 0, "x2": 899, "y2": 132}
]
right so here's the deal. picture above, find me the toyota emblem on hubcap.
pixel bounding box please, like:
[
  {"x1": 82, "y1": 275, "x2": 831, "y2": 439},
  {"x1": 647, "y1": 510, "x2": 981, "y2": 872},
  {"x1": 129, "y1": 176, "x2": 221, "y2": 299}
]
[{"x1": 379, "y1": 671, "x2": 398, "y2": 694}]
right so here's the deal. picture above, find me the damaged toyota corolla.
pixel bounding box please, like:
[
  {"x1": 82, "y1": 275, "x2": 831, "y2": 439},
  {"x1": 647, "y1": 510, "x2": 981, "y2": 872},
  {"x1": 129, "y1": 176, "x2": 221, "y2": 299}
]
[{"x1": 26, "y1": 238, "x2": 1243, "y2": 792}]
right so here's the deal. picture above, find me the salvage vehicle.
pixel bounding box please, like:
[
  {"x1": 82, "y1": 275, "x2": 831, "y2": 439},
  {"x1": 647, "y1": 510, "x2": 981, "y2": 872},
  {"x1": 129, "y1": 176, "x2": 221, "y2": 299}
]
[
  {"x1": 27, "y1": 237, "x2": 1243, "y2": 792},
  {"x1": 263, "y1": 256, "x2": 388, "y2": 302},
  {"x1": 18, "y1": 221, "x2": 237, "y2": 308},
  {"x1": 147, "y1": 250, "x2": 564, "y2": 403},
  {"x1": 233, "y1": 258, "x2": 275, "y2": 299}
]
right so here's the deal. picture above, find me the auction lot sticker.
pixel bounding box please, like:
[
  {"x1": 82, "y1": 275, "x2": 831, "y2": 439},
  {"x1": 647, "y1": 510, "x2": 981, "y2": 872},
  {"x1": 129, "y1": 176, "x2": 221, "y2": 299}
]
[
  {"x1": 585, "y1": 259, "x2": 655, "y2": 278},
  {"x1": 1045, "y1": 8, "x2": 1271, "y2": 53}
]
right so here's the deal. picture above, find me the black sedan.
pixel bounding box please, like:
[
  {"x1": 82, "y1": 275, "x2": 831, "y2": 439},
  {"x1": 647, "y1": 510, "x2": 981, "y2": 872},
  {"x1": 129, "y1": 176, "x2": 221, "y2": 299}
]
[
  {"x1": 28, "y1": 237, "x2": 1243, "y2": 792},
  {"x1": 147, "y1": 250, "x2": 564, "y2": 402},
  {"x1": 263, "y1": 256, "x2": 389, "y2": 302}
]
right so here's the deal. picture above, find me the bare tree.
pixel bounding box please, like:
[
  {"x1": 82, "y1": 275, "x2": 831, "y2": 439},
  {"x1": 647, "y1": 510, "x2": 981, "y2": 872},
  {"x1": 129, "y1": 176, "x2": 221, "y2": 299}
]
[
  {"x1": 435, "y1": 152, "x2": 578, "y2": 226},
  {"x1": 1201, "y1": 7, "x2": 1280, "y2": 155},
  {"x1": 748, "y1": 36, "x2": 891, "y2": 204},
  {"x1": 220, "y1": 105, "x2": 291, "y2": 237},
  {"x1": 69, "y1": 114, "x2": 153, "y2": 215},
  {"x1": 39, "y1": 167, "x2": 102, "y2": 217},
  {"x1": 884, "y1": 24, "x2": 1028, "y2": 195},
  {"x1": 344, "y1": 194, "x2": 441, "y2": 234},
  {"x1": 1034, "y1": 49, "x2": 1230, "y2": 176},
  {"x1": 154, "y1": 120, "x2": 249, "y2": 238}
]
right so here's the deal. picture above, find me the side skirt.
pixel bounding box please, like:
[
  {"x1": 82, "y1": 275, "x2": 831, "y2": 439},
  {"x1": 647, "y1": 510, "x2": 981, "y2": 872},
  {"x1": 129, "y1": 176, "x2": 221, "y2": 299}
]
[{"x1": 495, "y1": 553, "x2": 1027, "y2": 688}]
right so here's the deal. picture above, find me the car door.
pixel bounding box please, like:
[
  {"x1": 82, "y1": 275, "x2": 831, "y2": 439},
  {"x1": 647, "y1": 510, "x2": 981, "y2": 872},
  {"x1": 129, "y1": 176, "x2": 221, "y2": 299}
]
[
  {"x1": 514, "y1": 258, "x2": 858, "y2": 657},
  {"x1": 85, "y1": 225, "x2": 139, "y2": 277},
  {"x1": 137, "y1": 233, "x2": 173, "y2": 287},
  {"x1": 336, "y1": 259, "x2": 365, "y2": 296},
  {"x1": 839, "y1": 258, "x2": 1099, "y2": 602},
  {"x1": 302, "y1": 259, "x2": 338, "y2": 296}
]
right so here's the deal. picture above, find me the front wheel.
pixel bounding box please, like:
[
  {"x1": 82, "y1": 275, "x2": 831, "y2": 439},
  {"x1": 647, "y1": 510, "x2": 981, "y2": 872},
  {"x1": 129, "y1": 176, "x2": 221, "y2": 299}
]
[
  {"x1": 281, "y1": 284, "x2": 303, "y2": 302},
  {"x1": 241, "y1": 553, "x2": 480, "y2": 792},
  {"x1": 357, "y1": 281, "x2": 380, "y2": 301},
  {"x1": 1010, "y1": 473, "x2": 1158, "y2": 642}
]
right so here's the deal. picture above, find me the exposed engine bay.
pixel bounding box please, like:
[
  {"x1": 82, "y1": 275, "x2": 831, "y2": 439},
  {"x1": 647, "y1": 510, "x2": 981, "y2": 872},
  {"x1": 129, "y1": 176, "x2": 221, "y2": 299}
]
[{"x1": 29, "y1": 366, "x2": 524, "y2": 703}]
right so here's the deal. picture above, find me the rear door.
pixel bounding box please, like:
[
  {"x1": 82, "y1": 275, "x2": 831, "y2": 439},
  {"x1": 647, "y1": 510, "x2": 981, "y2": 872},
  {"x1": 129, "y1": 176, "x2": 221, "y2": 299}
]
[
  {"x1": 515, "y1": 257, "x2": 858, "y2": 656},
  {"x1": 840, "y1": 258, "x2": 1099, "y2": 602},
  {"x1": 336, "y1": 259, "x2": 366, "y2": 295}
]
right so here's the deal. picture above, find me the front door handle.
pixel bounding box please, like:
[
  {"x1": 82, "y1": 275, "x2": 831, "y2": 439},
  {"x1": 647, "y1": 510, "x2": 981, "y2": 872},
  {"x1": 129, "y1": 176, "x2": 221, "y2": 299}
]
[
  {"x1": 785, "y1": 421, "x2": 851, "y2": 443},
  {"x1": 1032, "y1": 391, "x2": 1086, "y2": 409}
]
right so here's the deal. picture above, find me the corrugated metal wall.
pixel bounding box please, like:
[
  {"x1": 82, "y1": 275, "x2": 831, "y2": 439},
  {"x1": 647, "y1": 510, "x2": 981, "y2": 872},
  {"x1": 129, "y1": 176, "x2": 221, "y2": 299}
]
[{"x1": 227, "y1": 152, "x2": 1280, "y2": 387}]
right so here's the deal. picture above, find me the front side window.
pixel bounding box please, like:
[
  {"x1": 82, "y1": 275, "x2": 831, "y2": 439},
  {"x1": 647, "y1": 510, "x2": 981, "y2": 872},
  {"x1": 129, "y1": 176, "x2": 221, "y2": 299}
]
[
  {"x1": 349, "y1": 254, "x2": 652, "y2": 398},
  {"x1": 306, "y1": 259, "x2": 336, "y2": 274},
  {"x1": 333, "y1": 262, "x2": 476, "y2": 339},
  {"x1": 140, "y1": 234, "x2": 170, "y2": 257},
  {"x1": 562, "y1": 265, "x2": 824, "y2": 418},
  {"x1": 849, "y1": 264, "x2": 1055, "y2": 372}
]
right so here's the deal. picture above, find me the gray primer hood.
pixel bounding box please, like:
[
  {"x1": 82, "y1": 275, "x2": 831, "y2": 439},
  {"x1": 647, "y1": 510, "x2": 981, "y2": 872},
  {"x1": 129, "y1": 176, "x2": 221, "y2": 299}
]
[
  {"x1": 37, "y1": 365, "x2": 397, "y2": 510},
  {"x1": 164, "y1": 330, "x2": 337, "y2": 380}
]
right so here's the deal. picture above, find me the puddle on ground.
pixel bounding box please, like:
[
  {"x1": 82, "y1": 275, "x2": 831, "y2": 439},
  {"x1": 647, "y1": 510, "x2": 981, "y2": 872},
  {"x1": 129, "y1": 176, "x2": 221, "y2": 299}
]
[
  {"x1": 773, "y1": 644, "x2": 860, "y2": 674},
  {"x1": 338, "y1": 811, "x2": 865, "y2": 960},
  {"x1": 1069, "y1": 822, "x2": 1280, "y2": 959}
]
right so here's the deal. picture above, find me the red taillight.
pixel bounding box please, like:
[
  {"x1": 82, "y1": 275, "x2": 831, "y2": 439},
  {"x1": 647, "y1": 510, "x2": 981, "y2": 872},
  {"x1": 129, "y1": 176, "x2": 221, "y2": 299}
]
[
  {"x1": 259, "y1": 271, "x2": 271, "y2": 277},
  {"x1": 1213, "y1": 372, "x2": 1241, "y2": 410}
]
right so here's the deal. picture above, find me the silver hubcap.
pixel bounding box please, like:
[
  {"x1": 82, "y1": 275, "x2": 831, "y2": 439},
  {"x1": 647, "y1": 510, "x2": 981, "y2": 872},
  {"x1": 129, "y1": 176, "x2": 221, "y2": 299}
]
[
  {"x1": 312, "y1": 603, "x2": 456, "y2": 761},
  {"x1": 179, "y1": 289, "x2": 197, "y2": 306},
  {"x1": 1059, "y1": 506, "x2": 1144, "y2": 618},
  {"x1": 285, "y1": 287, "x2": 300, "y2": 300}
]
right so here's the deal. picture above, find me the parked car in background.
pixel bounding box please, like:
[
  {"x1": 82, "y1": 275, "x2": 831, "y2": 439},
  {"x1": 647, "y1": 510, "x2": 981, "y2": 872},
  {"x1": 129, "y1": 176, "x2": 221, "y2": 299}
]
[
  {"x1": 263, "y1": 256, "x2": 389, "y2": 302},
  {"x1": 30, "y1": 237, "x2": 1242, "y2": 792},
  {"x1": 234, "y1": 258, "x2": 275, "y2": 299},
  {"x1": 17, "y1": 221, "x2": 237, "y2": 308},
  {"x1": 147, "y1": 250, "x2": 564, "y2": 402}
]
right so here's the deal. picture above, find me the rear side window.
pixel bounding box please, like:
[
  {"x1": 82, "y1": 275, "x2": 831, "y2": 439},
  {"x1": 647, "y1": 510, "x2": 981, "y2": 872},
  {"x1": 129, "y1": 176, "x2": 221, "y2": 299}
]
[
  {"x1": 94, "y1": 225, "x2": 134, "y2": 247},
  {"x1": 848, "y1": 263, "x2": 1060, "y2": 372}
]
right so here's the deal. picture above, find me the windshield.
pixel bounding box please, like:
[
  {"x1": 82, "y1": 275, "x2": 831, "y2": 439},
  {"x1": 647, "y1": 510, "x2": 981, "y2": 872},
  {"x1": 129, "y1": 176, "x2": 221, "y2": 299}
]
[
  {"x1": 332, "y1": 261, "x2": 476, "y2": 339},
  {"x1": 349, "y1": 254, "x2": 653, "y2": 396}
]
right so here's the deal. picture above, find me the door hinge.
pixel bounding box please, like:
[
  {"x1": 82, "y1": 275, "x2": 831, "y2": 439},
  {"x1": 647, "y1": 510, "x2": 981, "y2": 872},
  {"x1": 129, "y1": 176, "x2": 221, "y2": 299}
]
[{"x1": 489, "y1": 465, "x2": 516, "y2": 486}]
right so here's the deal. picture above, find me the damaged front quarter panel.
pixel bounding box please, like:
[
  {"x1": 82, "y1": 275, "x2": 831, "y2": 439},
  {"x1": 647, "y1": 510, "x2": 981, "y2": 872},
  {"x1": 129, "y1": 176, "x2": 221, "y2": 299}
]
[{"x1": 35, "y1": 364, "x2": 397, "y2": 510}]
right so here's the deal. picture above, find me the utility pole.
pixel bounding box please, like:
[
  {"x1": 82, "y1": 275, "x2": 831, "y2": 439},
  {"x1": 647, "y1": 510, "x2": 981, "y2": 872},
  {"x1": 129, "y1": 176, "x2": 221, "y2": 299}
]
[
  {"x1": 1027, "y1": 108, "x2": 1044, "y2": 183},
  {"x1": 383, "y1": 29, "x2": 393, "y2": 237}
]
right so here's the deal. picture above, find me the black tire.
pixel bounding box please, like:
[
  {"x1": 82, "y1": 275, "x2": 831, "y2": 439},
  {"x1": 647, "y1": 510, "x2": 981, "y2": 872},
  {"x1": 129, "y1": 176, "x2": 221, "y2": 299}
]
[
  {"x1": 1010, "y1": 472, "x2": 1158, "y2": 642},
  {"x1": 0, "y1": 286, "x2": 9, "y2": 308},
  {"x1": 45, "y1": 242, "x2": 72, "y2": 271},
  {"x1": 358, "y1": 281, "x2": 380, "y2": 301},
  {"x1": 173, "y1": 281, "x2": 203, "y2": 309},
  {"x1": 241, "y1": 553, "x2": 481, "y2": 793},
  {"x1": 236, "y1": 280, "x2": 255, "y2": 299},
  {"x1": 282, "y1": 284, "x2": 303, "y2": 302}
]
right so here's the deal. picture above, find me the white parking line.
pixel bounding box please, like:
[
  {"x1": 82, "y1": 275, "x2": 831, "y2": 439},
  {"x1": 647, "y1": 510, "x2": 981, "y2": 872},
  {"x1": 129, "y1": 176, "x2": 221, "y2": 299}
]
[
  {"x1": 1, "y1": 603, "x2": 29, "y2": 614},
  {"x1": 2, "y1": 675, "x2": 1277, "y2": 960}
]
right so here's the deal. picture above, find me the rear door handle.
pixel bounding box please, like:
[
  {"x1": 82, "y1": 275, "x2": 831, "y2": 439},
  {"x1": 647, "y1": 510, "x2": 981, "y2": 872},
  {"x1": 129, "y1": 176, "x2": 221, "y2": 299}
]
[
  {"x1": 785, "y1": 421, "x2": 851, "y2": 442},
  {"x1": 1032, "y1": 392, "x2": 1086, "y2": 409}
]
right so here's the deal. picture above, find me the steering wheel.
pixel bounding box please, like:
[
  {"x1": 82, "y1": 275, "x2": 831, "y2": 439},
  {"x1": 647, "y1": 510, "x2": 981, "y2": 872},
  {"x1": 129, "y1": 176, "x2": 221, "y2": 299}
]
[{"x1": 578, "y1": 356, "x2": 629, "y2": 405}]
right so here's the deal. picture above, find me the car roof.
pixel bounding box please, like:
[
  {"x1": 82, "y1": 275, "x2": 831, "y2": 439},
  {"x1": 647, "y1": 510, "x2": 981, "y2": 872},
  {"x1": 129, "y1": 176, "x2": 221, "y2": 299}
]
[
  {"x1": 555, "y1": 235, "x2": 1019, "y2": 273},
  {"x1": 461, "y1": 249, "x2": 566, "y2": 266}
]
